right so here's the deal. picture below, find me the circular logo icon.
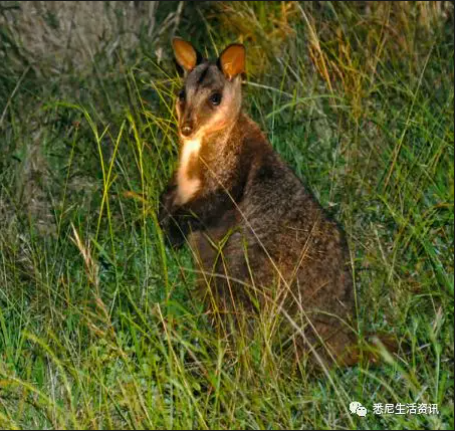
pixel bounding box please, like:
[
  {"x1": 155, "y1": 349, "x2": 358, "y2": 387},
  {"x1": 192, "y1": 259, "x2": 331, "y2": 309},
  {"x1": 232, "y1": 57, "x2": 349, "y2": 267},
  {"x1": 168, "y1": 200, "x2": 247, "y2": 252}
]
[{"x1": 349, "y1": 401, "x2": 368, "y2": 417}]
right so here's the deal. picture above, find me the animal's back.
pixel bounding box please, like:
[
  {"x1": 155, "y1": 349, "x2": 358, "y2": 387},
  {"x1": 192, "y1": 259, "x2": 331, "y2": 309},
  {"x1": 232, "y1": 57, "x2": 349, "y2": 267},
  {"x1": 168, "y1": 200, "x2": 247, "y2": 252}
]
[{"x1": 188, "y1": 114, "x2": 354, "y2": 363}]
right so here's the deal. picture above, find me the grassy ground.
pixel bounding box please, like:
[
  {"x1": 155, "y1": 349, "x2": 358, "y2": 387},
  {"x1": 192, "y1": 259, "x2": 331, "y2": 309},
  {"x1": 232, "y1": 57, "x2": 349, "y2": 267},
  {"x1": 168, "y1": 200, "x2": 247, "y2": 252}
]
[{"x1": 0, "y1": 2, "x2": 453, "y2": 429}]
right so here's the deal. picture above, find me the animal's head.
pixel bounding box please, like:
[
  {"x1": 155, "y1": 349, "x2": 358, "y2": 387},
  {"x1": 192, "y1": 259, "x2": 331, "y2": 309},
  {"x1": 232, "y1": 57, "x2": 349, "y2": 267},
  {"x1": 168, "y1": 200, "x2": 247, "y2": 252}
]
[{"x1": 172, "y1": 38, "x2": 246, "y2": 140}]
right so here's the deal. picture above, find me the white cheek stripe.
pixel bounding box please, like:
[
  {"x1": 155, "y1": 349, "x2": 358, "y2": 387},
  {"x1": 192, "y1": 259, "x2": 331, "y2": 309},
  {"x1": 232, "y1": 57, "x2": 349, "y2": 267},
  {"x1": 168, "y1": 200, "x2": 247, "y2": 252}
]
[{"x1": 176, "y1": 138, "x2": 201, "y2": 205}]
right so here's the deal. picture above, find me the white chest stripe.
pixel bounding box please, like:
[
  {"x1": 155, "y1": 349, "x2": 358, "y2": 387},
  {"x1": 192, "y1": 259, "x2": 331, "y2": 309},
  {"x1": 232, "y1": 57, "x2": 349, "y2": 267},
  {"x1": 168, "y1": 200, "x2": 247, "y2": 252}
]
[{"x1": 176, "y1": 138, "x2": 201, "y2": 205}]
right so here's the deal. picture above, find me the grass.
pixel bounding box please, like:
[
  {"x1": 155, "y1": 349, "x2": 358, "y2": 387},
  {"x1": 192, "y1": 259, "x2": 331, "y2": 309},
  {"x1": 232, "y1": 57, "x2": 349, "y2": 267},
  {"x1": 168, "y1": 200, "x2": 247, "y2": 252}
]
[{"x1": 0, "y1": 1, "x2": 453, "y2": 429}]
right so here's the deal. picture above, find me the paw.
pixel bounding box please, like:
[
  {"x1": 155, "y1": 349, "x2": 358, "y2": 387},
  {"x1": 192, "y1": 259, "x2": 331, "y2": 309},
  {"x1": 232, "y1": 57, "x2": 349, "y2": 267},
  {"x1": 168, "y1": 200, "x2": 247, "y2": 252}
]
[{"x1": 158, "y1": 187, "x2": 178, "y2": 228}]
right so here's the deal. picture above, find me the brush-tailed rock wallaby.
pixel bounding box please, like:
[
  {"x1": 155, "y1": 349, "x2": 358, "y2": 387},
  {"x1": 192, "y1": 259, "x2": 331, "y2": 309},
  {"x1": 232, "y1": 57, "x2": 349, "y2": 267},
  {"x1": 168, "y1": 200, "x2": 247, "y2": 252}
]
[{"x1": 159, "y1": 39, "x2": 358, "y2": 366}]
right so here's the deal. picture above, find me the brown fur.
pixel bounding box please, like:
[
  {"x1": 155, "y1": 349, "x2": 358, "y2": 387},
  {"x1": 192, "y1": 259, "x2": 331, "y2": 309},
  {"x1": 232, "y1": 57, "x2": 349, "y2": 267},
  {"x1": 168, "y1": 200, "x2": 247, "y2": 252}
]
[{"x1": 159, "y1": 40, "x2": 358, "y2": 366}]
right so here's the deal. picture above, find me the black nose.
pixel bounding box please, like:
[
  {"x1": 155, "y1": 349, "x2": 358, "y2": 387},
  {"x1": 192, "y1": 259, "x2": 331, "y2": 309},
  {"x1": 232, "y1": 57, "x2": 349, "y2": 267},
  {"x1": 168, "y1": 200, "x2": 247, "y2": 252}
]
[{"x1": 181, "y1": 123, "x2": 193, "y2": 137}]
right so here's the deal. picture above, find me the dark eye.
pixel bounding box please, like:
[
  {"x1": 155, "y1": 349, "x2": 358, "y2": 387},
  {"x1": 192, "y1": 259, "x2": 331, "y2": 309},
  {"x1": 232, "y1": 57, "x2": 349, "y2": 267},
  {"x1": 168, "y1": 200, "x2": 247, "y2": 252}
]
[
  {"x1": 209, "y1": 92, "x2": 222, "y2": 106},
  {"x1": 178, "y1": 89, "x2": 185, "y2": 102}
]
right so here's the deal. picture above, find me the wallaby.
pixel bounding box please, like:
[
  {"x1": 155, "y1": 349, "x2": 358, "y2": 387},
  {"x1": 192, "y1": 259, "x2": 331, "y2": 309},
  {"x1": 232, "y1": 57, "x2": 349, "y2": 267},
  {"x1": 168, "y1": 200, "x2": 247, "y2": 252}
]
[{"x1": 158, "y1": 38, "x2": 358, "y2": 366}]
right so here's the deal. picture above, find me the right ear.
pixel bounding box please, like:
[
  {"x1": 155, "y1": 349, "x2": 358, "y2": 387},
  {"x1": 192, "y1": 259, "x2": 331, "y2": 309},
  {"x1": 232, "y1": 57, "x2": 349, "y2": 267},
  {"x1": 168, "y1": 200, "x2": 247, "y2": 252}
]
[
  {"x1": 218, "y1": 44, "x2": 246, "y2": 80},
  {"x1": 172, "y1": 38, "x2": 201, "y2": 73}
]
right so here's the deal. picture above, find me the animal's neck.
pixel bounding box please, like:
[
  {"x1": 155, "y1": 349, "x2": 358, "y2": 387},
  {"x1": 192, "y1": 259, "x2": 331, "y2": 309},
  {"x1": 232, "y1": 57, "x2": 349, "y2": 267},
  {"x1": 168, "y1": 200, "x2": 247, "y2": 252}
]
[
  {"x1": 176, "y1": 114, "x2": 245, "y2": 204},
  {"x1": 200, "y1": 114, "x2": 245, "y2": 176},
  {"x1": 175, "y1": 137, "x2": 202, "y2": 205}
]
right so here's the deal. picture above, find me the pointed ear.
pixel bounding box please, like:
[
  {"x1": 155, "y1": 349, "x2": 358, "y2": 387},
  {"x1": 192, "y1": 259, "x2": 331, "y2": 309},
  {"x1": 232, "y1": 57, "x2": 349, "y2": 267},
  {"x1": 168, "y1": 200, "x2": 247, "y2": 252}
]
[
  {"x1": 218, "y1": 44, "x2": 246, "y2": 80},
  {"x1": 172, "y1": 38, "x2": 201, "y2": 72}
]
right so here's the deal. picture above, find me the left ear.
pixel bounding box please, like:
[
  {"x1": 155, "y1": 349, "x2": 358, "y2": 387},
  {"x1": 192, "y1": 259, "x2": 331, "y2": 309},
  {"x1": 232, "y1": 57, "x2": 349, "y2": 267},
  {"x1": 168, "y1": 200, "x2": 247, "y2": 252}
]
[
  {"x1": 217, "y1": 44, "x2": 246, "y2": 80},
  {"x1": 172, "y1": 38, "x2": 202, "y2": 73}
]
